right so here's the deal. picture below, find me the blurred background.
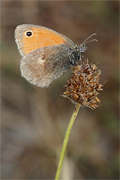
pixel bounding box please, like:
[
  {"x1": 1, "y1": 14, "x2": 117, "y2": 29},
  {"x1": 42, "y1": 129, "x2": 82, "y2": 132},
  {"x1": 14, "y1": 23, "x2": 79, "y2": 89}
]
[{"x1": 1, "y1": 1, "x2": 119, "y2": 179}]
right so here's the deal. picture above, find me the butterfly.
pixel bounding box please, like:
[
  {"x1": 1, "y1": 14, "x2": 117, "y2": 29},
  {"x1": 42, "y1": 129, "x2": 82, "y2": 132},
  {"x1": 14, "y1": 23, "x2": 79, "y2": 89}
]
[{"x1": 15, "y1": 24, "x2": 96, "y2": 87}]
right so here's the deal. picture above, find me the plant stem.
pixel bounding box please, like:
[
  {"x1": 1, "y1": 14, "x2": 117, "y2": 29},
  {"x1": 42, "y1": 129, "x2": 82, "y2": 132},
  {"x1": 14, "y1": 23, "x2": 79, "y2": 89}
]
[{"x1": 55, "y1": 103, "x2": 80, "y2": 180}]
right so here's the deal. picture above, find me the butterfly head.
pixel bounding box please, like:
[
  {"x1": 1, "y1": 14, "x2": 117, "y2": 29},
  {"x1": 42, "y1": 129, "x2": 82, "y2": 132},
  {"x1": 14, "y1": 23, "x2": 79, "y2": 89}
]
[
  {"x1": 79, "y1": 33, "x2": 97, "y2": 54},
  {"x1": 69, "y1": 33, "x2": 97, "y2": 65}
]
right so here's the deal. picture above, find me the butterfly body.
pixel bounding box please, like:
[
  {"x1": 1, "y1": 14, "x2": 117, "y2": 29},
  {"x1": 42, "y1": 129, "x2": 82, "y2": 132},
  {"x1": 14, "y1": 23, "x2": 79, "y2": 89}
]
[{"x1": 15, "y1": 24, "x2": 87, "y2": 87}]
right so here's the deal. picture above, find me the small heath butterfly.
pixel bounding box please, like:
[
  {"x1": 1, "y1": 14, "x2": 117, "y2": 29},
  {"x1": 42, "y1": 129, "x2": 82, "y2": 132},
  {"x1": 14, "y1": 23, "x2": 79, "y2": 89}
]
[{"x1": 15, "y1": 24, "x2": 96, "y2": 87}]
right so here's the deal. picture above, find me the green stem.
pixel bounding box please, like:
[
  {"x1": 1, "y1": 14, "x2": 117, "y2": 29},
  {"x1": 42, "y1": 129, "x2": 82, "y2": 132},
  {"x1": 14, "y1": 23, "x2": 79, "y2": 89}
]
[{"x1": 55, "y1": 103, "x2": 80, "y2": 180}]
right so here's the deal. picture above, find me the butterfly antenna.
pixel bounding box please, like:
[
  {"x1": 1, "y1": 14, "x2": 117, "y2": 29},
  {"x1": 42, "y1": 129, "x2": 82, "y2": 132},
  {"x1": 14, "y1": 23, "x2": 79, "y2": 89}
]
[
  {"x1": 82, "y1": 33, "x2": 97, "y2": 45},
  {"x1": 85, "y1": 39, "x2": 98, "y2": 44}
]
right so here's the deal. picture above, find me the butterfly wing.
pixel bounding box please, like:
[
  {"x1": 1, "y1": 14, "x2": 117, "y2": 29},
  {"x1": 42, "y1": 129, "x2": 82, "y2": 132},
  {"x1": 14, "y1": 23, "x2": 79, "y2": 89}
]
[
  {"x1": 20, "y1": 44, "x2": 72, "y2": 87},
  {"x1": 15, "y1": 24, "x2": 75, "y2": 56}
]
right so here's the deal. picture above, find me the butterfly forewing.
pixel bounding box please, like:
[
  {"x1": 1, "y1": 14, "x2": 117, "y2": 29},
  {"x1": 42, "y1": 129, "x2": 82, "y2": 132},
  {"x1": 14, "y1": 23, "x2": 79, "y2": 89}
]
[{"x1": 15, "y1": 24, "x2": 75, "y2": 56}]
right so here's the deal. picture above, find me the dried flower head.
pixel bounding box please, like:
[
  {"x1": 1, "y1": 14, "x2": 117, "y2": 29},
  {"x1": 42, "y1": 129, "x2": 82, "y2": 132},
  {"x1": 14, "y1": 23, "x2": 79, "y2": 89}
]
[{"x1": 63, "y1": 59, "x2": 103, "y2": 109}]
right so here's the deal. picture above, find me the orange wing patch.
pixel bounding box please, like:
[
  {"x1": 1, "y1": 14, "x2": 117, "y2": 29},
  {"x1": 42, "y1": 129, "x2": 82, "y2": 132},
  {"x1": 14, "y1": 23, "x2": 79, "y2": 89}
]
[{"x1": 23, "y1": 27, "x2": 67, "y2": 55}]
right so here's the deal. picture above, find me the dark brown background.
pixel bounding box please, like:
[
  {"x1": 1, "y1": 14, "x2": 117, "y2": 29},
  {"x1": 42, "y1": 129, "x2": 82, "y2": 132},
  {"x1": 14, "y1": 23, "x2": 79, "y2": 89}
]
[{"x1": 1, "y1": 1, "x2": 119, "y2": 179}]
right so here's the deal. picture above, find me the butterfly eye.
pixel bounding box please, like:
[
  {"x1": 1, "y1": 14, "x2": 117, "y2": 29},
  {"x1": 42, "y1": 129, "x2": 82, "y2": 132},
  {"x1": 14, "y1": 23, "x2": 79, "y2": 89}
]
[{"x1": 26, "y1": 31, "x2": 32, "y2": 37}]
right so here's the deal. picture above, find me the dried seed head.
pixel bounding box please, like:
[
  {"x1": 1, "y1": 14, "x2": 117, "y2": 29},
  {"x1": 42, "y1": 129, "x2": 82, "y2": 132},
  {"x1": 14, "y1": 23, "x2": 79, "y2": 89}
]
[{"x1": 63, "y1": 59, "x2": 103, "y2": 109}]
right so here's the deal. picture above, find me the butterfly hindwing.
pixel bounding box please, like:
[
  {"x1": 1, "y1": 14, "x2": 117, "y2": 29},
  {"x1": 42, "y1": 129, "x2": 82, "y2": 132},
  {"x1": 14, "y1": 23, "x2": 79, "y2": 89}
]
[{"x1": 20, "y1": 44, "x2": 72, "y2": 87}]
